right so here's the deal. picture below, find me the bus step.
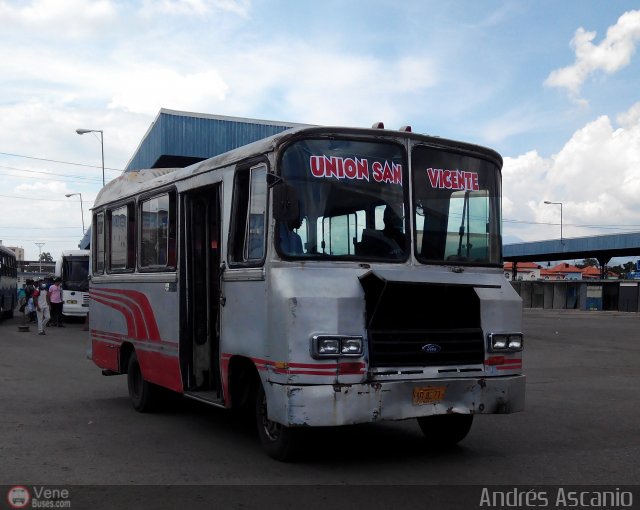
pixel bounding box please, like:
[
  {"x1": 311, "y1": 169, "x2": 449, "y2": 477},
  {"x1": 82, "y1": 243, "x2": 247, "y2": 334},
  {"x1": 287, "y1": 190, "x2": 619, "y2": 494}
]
[{"x1": 183, "y1": 391, "x2": 225, "y2": 408}]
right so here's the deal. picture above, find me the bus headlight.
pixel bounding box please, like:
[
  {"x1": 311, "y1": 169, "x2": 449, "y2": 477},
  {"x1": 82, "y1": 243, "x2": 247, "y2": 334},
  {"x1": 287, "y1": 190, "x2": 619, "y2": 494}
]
[
  {"x1": 312, "y1": 335, "x2": 364, "y2": 358},
  {"x1": 487, "y1": 333, "x2": 523, "y2": 352}
]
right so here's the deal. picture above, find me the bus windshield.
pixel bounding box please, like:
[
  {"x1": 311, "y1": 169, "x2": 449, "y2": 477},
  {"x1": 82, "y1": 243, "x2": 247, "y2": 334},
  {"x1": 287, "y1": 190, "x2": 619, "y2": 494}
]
[
  {"x1": 278, "y1": 138, "x2": 407, "y2": 260},
  {"x1": 412, "y1": 145, "x2": 502, "y2": 265},
  {"x1": 62, "y1": 256, "x2": 89, "y2": 292}
]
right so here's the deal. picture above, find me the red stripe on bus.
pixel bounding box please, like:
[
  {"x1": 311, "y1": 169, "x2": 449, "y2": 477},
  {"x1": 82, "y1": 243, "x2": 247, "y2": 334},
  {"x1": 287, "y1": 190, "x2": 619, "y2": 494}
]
[
  {"x1": 222, "y1": 353, "x2": 367, "y2": 371},
  {"x1": 496, "y1": 364, "x2": 522, "y2": 371},
  {"x1": 91, "y1": 290, "x2": 148, "y2": 340},
  {"x1": 288, "y1": 362, "x2": 339, "y2": 369},
  {"x1": 91, "y1": 330, "x2": 123, "y2": 341},
  {"x1": 273, "y1": 369, "x2": 339, "y2": 376},
  {"x1": 91, "y1": 291, "x2": 146, "y2": 338},
  {"x1": 95, "y1": 288, "x2": 161, "y2": 341},
  {"x1": 90, "y1": 294, "x2": 138, "y2": 338},
  {"x1": 90, "y1": 289, "x2": 161, "y2": 341},
  {"x1": 92, "y1": 329, "x2": 178, "y2": 349},
  {"x1": 94, "y1": 290, "x2": 149, "y2": 339}
]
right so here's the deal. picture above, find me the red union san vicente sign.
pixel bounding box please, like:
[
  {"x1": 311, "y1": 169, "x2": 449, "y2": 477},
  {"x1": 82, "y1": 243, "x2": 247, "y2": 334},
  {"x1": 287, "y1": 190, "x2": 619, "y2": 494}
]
[
  {"x1": 310, "y1": 155, "x2": 402, "y2": 185},
  {"x1": 427, "y1": 167, "x2": 479, "y2": 191}
]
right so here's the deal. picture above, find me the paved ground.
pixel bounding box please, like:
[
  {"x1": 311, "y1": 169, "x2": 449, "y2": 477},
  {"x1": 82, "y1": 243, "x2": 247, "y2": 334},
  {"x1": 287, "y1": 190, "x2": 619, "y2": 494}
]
[{"x1": 0, "y1": 309, "x2": 638, "y2": 507}]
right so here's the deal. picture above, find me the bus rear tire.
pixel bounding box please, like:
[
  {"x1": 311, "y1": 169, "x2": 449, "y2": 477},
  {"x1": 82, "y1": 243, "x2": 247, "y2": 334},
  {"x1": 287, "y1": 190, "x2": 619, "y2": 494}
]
[
  {"x1": 255, "y1": 382, "x2": 302, "y2": 461},
  {"x1": 417, "y1": 414, "x2": 473, "y2": 446},
  {"x1": 127, "y1": 352, "x2": 160, "y2": 412}
]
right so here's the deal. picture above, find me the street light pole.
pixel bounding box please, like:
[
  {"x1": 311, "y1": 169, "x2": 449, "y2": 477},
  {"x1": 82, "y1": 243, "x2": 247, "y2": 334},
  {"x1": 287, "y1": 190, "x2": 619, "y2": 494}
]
[
  {"x1": 65, "y1": 193, "x2": 85, "y2": 234},
  {"x1": 35, "y1": 242, "x2": 45, "y2": 274},
  {"x1": 76, "y1": 128, "x2": 105, "y2": 186},
  {"x1": 544, "y1": 201, "x2": 563, "y2": 244}
]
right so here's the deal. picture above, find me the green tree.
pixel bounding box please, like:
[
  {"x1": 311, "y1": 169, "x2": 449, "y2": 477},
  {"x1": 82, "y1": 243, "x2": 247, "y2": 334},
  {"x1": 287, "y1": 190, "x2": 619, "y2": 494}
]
[
  {"x1": 578, "y1": 258, "x2": 599, "y2": 269},
  {"x1": 39, "y1": 251, "x2": 53, "y2": 263}
]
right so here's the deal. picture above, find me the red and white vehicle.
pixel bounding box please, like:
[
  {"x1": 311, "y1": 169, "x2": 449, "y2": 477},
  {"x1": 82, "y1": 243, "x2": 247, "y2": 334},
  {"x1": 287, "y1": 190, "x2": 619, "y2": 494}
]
[{"x1": 89, "y1": 125, "x2": 525, "y2": 460}]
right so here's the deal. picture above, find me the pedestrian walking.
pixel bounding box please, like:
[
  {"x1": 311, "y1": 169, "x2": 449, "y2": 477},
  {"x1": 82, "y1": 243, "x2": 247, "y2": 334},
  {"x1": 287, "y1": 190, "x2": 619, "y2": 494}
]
[
  {"x1": 33, "y1": 280, "x2": 51, "y2": 335},
  {"x1": 25, "y1": 296, "x2": 36, "y2": 323},
  {"x1": 17, "y1": 284, "x2": 27, "y2": 320},
  {"x1": 48, "y1": 278, "x2": 64, "y2": 327}
]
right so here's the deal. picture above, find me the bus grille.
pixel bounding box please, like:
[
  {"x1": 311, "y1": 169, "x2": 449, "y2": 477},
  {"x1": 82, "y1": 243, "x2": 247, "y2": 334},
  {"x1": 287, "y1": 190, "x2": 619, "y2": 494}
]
[
  {"x1": 368, "y1": 328, "x2": 484, "y2": 367},
  {"x1": 358, "y1": 273, "x2": 486, "y2": 369}
]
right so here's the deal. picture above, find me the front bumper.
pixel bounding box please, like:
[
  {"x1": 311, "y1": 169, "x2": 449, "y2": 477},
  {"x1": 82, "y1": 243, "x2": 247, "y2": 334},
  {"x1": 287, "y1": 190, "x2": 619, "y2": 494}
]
[{"x1": 264, "y1": 375, "x2": 526, "y2": 427}]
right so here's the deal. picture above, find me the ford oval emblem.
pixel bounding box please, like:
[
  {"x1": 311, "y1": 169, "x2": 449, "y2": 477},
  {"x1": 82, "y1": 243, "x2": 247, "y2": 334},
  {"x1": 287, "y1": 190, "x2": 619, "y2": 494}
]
[{"x1": 422, "y1": 343, "x2": 442, "y2": 353}]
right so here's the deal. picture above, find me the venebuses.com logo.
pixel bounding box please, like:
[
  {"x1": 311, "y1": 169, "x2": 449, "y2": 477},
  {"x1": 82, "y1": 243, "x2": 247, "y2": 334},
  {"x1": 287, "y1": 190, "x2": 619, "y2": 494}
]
[
  {"x1": 7, "y1": 486, "x2": 30, "y2": 509},
  {"x1": 6, "y1": 486, "x2": 71, "y2": 509}
]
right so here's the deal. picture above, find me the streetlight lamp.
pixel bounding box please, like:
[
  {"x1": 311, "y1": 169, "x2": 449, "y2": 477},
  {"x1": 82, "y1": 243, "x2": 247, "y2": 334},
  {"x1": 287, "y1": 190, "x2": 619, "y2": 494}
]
[
  {"x1": 76, "y1": 128, "x2": 105, "y2": 186},
  {"x1": 65, "y1": 193, "x2": 85, "y2": 234},
  {"x1": 35, "y1": 242, "x2": 45, "y2": 274},
  {"x1": 544, "y1": 200, "x2": 563, "y2": 244}
]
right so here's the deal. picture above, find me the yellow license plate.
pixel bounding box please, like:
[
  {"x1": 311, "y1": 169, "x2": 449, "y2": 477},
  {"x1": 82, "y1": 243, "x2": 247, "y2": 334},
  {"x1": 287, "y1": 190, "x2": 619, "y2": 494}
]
[
  {"x1": 67, "y1": 300, "x2": 77, "y2": 304},
  {"x1": 412, "y1": 386, "x2": 446, "y2": 405}
]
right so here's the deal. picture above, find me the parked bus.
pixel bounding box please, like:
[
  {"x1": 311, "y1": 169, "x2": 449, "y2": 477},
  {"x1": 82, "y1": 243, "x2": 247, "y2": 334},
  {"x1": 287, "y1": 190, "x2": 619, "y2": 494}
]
[
  {"x1": 55, "y1": 249, "x2": 90, "y2": 318},
  {"x1": 0, "y1": 245, "x2": 18, "y2": 321},
  {"x1": 89, "y1": 124, "x2": 525, "y2": 460}
]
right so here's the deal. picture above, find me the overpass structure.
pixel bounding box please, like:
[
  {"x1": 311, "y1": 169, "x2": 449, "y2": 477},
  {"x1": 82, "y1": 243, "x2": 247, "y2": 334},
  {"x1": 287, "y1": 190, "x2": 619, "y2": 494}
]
[{"x1": 503, "y1": 232, "x2": 640, "y2": 278}]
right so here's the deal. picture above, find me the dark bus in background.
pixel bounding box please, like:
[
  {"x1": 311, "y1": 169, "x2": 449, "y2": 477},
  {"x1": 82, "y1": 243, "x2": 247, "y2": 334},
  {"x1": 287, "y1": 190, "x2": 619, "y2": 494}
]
[{"x1": 0, "y1": 244, "x2": 17, "y2": 321}]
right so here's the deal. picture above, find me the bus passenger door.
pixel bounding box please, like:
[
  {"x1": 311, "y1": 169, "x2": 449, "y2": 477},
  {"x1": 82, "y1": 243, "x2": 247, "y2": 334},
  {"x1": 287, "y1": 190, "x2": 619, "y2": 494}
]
[{"x1": 182, "y1": 185, "x2": 221, "y2": 397}]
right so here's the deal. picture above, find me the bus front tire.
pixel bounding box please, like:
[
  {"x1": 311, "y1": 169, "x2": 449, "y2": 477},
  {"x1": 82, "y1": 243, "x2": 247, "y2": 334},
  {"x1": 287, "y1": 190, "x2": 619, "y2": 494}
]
[
  {"x1": 255, "y1": 382, "x2": 301, "y2": 461},
  {"x1": 127, "y1": 352, "x2": 160, "y2": 413},
  {"x1": 417, "y1": 414, "x2": 473, "y2": 446}
]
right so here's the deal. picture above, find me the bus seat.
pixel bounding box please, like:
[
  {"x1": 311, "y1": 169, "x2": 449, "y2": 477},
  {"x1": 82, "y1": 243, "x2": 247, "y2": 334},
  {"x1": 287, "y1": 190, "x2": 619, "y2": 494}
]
[{"x1": 356, "y1": 228, "x2": 396, "y2": 257}]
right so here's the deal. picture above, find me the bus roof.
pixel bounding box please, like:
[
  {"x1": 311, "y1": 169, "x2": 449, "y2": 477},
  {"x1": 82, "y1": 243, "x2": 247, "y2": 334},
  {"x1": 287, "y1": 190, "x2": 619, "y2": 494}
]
[
  {"x1": 59, "y1": 249, "x2": 90, "y2": 257},
  {"x1": 93, "y1": 125, "x2": 502, "y2": 209},
  {"x1": 0, "y1": 245, "x2": 17, "y2": 257}
]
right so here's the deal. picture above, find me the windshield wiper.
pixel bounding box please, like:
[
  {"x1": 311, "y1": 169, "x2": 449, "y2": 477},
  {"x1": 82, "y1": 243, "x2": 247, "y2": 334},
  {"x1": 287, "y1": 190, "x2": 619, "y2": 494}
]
[{"x1": 457, "y1": 191, "x2": 470, "y2": 259}]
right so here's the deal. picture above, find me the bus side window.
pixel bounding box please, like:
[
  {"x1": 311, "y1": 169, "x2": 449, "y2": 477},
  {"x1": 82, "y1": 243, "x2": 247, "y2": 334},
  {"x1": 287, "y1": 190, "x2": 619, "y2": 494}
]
[
  {"x1": 107, "y1": 203, "x2": 135, "y2": 272},
  {"x1": 94, "y1": 212, "x2": 105, "y2": 273},
  {"x1": 229, "y1": 163, "x2": 267, "y2": 265},
  {"x1": 140, "y1": 192, "x2": 176, "y2": 269}
]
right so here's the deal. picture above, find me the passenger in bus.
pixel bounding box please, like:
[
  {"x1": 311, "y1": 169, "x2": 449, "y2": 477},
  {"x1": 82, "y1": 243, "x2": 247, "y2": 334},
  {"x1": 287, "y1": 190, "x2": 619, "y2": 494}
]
[
  {"x1": 279, "y1": 216, "x2": 303, "y2": 255},
  {"x1": 382, "y1": 205, "x2": 405, "y2": 252}
]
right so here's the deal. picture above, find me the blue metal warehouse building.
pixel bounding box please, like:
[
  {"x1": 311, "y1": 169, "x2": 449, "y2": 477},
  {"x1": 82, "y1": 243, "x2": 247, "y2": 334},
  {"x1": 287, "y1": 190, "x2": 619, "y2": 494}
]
[
  {"x1": 79, "y1": 109, "x2": 306, "y2": 248},
  {"x1": 125, "y1": 108, "x2": 307, "y2": 171}
]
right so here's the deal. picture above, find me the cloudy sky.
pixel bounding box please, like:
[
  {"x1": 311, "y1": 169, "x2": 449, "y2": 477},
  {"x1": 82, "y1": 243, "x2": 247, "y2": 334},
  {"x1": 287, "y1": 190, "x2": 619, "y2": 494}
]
[{"x1": 1, "y1": 0, "x2": 640, "y2": 260}]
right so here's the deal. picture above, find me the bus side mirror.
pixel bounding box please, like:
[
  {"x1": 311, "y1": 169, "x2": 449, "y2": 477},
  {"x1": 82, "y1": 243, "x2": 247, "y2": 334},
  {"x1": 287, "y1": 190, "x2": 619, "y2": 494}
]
[{"x1": 273, "y1": 183, "x2": 300, "y2": 224}]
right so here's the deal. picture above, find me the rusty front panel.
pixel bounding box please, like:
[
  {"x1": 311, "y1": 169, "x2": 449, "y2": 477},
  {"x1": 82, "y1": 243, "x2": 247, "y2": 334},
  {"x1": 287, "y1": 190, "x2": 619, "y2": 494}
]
[{"x1": 265, "y1": 375, "x2": 526, "y2": 427}]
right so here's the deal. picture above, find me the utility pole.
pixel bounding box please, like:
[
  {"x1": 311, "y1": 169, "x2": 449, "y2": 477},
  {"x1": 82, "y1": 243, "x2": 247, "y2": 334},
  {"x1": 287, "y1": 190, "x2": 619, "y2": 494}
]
[{"x1": 35, "y1": 242, "x2": 45, "y2": 274}]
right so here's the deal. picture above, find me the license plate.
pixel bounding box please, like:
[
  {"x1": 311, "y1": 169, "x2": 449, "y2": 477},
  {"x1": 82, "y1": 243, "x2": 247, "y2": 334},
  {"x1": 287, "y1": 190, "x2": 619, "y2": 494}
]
[
  {"x1": 67, "y1": 300, "x2": 77, "y2": 304},
  {"x1": 412, "y1": 386, "x2": 446, "y2": 405}
]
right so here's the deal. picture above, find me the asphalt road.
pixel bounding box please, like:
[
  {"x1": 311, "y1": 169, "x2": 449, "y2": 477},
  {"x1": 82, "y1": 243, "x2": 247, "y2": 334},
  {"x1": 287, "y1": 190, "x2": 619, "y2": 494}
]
[{"x1": 0, "y1": 309, "x2": 638, "y2": 507}]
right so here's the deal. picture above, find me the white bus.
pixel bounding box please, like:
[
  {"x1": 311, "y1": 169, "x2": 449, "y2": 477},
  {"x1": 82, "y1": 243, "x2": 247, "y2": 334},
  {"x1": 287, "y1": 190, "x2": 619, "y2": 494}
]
[
  {"x1": 89, "y1": 124, "x2": 525, "y2": 460},
  {"x1": 55, "y1": 249, "x2": 90, "y2": 318}
]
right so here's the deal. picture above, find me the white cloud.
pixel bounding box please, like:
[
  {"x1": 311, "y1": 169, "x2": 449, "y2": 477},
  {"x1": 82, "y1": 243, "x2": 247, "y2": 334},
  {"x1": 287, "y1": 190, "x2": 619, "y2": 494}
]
[
  {"x1": 213, "y1": 45, "x2": 439, "y2": 127},
  {"x1": 503, "y1": 102, "x2": 640, "y2": 242},
  {"x1": 0, "y1": 0, "x2": 117, "y2": 38},
  {"x1": 108, "y1": 67, "x2": 229, "y2": 115},
  {"x1": 617, "y1": 100, "x2": 640, "y2": 128},
  {"x1": 139, "y1": 0, "x2": 249, "y2": 17},
  {"x1": 545, "y1": 10, "x2": 640, "y2": 102}
]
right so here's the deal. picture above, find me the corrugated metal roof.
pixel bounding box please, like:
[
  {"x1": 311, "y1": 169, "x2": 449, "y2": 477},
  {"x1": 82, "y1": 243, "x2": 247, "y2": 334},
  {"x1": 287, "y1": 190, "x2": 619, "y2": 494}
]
[{"x1": 125, "y1": 108, "x2": 308, "y2": 171}]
